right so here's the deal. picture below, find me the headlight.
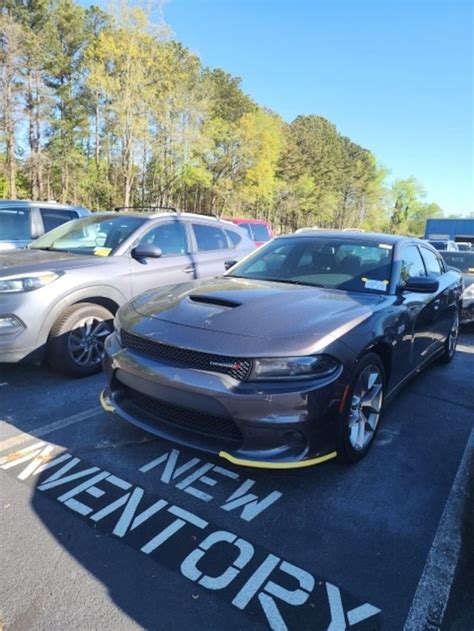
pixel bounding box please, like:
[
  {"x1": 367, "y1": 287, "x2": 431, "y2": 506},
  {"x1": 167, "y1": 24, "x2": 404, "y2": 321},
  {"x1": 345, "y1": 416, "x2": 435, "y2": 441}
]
[
  {"x1": 462, "y1": 284, "x2": 474, "y2": 300},
  {"x1": 248, "y1": 355, "x2": 340, "y2": 381},
  {"x1": 0, "y1": 271, "x2": 60, "y2": 293}
]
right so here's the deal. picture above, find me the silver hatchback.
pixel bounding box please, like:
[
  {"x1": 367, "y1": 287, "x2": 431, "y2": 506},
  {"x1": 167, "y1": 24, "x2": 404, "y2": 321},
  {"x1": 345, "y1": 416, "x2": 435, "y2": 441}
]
[{"x1": 0, "y1": 210, "x2": 255, "y2": 376}]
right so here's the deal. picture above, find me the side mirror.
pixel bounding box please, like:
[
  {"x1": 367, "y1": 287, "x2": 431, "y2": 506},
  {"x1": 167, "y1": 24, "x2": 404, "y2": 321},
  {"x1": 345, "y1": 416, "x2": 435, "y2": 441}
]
[
  {"x1": 224, "y1": 259, "x2": 238, "y2": 271},
  {"x1": 132, "y1": 243, "x2": 162, "y2": 260},
  {"x1": 400, "y1": 276, "x2": 439, "y2": 294}
]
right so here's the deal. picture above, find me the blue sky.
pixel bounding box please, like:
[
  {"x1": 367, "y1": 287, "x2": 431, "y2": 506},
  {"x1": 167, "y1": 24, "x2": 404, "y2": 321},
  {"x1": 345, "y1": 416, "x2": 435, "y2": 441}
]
[{"x1": 86, "y1": 0, "x2": 473, "y2": 215}]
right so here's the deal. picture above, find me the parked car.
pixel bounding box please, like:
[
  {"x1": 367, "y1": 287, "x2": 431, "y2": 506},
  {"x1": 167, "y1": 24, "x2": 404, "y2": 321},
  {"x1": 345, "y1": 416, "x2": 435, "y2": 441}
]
[
  {"x1": 440, "y1": 251, "x2": 474, "y2": 323},
  {"x1": 0, "y1": 200, "x2": 90, "y2": 250},
  {"x1": 101, "y1": 231, "x2": 462, "y2": 468},
  {"x1": 456, "y1": 242, "x2": 472, "y2": 252},
  {"x1": 225, "y1": 218, "x2": 273, "y2": 247},
  {"x1": 0, "y1": 210, "x2": 254, "y2": 376},
  {"x1": 425, "y1": 239, "x2": 459, "y2": 252}
]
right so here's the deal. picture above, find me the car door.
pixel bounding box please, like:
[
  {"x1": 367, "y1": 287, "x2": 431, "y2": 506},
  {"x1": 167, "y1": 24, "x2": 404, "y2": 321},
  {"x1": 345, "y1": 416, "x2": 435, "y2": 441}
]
[
  {"x1": 419, "y1": 246, "x2": 453, "y2": 344},
  {"x1": 190, "y1": 222, "x2": 236, "y2": 278},
  {"x1": 129, "y1": 220, "x2": 194, "y2": 296},
  {"x1": 395, "y1": 244, "x2": 438, "y2": 374}
]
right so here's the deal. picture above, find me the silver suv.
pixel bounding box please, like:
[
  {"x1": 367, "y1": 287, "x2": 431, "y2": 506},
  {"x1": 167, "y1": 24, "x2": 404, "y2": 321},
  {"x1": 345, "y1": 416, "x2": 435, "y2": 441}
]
[
  {"x1": 0, "y1": 210, "x2": 255, "y2": 376},
  {"x1": 0, "y1": 200, "x2": 90, "y2": 250}
]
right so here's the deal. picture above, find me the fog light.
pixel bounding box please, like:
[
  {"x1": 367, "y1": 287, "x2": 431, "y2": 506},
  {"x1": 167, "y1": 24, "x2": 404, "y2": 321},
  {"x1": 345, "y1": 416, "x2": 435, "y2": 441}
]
[{"x1": 0, "y1": 316, "x2": 24, "y2": 335}]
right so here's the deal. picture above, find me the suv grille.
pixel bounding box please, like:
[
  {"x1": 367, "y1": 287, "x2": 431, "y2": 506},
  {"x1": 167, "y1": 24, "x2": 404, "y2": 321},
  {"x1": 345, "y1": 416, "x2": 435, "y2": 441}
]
[
  {"x1": 116, "y1": 383, "x2": 243, "y2": 444},
  {"x1": 121, "y1": 330, "x2": 252, "y2": 381}
]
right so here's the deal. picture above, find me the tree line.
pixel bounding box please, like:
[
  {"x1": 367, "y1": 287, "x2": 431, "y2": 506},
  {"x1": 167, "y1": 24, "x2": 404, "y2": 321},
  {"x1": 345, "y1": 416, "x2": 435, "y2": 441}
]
[{"x1": 1, "y1": 0, "x2": 443, "y2": 234}]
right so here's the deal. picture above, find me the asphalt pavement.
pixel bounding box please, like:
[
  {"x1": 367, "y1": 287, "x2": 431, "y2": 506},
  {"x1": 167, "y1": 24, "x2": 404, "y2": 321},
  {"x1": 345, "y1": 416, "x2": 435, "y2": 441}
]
[{"x1": 1, "y1": 331, "x2": 473, "y2": 631}]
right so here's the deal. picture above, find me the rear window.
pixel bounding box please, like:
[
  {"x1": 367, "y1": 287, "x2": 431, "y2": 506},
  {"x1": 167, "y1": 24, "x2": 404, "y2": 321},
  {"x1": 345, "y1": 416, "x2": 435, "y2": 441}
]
[
  {"x1": 442, "y1": 252, "x2": 474, "y2": 273},
  {"x1": 225, "y1": 229, "x2": 242, "y2": 248},
  {"x1": 250, "y1": 223, "x2": 271, "y2": 242},
  {"x1": 40, "y1": 208, "x2": 78, "y2": 232},
  {"x1": 193, "y1": 223, "x2": 228, "y2": 251},
  {"x1": 0, "y1": 207, "x2": 31, "y2": 240}
]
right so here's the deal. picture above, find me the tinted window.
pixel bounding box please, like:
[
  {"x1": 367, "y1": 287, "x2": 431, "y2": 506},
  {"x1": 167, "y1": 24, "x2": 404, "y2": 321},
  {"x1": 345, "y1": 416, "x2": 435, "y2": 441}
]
[
  {"x1": 225, "y1": 229, "x2": 242, "y2": 248},
  {"x1": 400, "y1": 246, "x2": 426, "y2": 283},
  {"x1": 250, "y1": 223, "x2": 271, "y2": 242},
  {"x1": 428, "y1": 240, "x2": 446, "y2": 251},
  {"x1": 421, "y1": 247, "x2": 444, "y2": 277},
  {"x1": 40, "y1": 208, "x2": 77, "y2": 233},
  {"x1": 0, "y1": 207, "x2": 31, "y2": 240},
  {"x1": 228, "y1": 237, "x2": 393, "y2": 294},
  {"x1": 193, "y1": 224, "x2": 228, "y2": 251},
  {"x1": 139, "y1": 221, "x2": 187, "y2": 255},
  {"x1": 441, "y1": 252, "x2": 474, "y2": 273},
  {"x1": 238, "y1": 223, "x2": 253, "y2": 239}
]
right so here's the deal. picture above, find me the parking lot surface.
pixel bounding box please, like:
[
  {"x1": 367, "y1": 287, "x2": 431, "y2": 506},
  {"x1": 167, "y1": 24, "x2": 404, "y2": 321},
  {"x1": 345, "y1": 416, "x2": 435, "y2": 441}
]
[{"x1": 1, "y1": 332, "x2": 473, "y2": 630}]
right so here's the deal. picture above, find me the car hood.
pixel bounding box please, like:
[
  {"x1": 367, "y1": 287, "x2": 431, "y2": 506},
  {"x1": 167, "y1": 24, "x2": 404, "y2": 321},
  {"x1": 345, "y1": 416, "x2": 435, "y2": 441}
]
[
  {"x1": 0, "y1": 248, "x2": 111, "y2": 275},
  {"x1": 124, "y1": 277, "x2": 388, "y2": 356}
]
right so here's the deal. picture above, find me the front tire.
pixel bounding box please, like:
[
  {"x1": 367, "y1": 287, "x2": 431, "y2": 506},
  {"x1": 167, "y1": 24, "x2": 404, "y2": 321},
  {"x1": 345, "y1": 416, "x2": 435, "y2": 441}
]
[
  {"x1": 47, "y1": 303, "x2": 114, "y2": 377},
  {"x1": 337, "y1": 352, "x2": 385, "y2": 463}
]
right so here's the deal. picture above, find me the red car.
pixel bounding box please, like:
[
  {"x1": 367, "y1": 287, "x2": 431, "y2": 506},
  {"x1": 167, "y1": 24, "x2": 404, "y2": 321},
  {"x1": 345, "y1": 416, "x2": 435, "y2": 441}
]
[{"x1": 225, "y1": 218, "x2": 273, "y2": 247}]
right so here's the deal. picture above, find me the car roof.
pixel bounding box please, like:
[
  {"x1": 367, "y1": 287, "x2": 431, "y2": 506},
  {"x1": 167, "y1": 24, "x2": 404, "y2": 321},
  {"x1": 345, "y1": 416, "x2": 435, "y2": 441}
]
[
  {"x1": 0, "y1": 199, "x2": 87, "y2": 210},
  {"x1": 284, "y1": 230, "x2": 415, "y2": 245},
  {"x1": 80, "y1": 210, "x2": 244, "y2": 230},
  {"x1": 228, "y1": 217, "x2": 270, "y2": 225}
]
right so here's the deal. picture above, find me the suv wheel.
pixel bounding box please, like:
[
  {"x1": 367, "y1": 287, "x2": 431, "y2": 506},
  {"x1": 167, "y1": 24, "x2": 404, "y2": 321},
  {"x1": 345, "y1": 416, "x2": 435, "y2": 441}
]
[
  {"x1": 440, "y1": 310, "x2": 460, "y2": 364},
  {"x1": 47, "y1": 303, "x2": 113, "y2": 377}
]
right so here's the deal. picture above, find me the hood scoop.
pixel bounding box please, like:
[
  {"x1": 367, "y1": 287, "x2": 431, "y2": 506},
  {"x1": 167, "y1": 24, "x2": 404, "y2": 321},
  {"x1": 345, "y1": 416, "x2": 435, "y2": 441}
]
[{"x1": 188, "y1": 294, "x2": 241, "y2": 309}]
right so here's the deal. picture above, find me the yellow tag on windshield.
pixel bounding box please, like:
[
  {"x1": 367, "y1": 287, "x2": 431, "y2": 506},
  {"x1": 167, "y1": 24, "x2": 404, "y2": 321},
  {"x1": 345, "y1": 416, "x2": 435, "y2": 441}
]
[{"x1": 94, "y1": 247, "x2": 112, "y2": 257}]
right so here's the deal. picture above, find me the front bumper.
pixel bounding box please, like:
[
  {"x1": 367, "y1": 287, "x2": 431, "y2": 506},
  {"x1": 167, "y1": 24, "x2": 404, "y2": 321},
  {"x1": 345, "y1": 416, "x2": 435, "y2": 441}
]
[{"x1": 102, "y1": 332, "x2": 346, "y2": 467}]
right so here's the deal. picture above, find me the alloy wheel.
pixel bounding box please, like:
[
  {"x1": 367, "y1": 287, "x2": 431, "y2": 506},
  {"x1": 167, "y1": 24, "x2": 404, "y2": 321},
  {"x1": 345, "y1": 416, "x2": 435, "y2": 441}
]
[
  {"x1": 67, "y1": 316, "x2": 111, "y2": 367},
  {"x1": 348, "y1": 365, "x2": 384, "y2": 451},
  {"x1": 448, "y1": 312, "x2": 459, "y2": 357}
]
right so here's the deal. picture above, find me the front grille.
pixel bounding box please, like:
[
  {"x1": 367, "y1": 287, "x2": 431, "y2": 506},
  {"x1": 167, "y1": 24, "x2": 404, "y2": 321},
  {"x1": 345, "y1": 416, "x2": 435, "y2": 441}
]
[
  {"x1": 121, "y1": 330, "x2": 252, "y2": 381},
  {"x1": 116, "y1": 383, "x2": 243, "y2": 444}
]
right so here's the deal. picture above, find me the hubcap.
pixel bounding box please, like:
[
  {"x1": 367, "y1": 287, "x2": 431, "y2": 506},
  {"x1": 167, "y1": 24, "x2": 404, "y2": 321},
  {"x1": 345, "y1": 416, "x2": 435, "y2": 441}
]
[
  {"x1": 348, "y1": 365, "x2": 384, "y2": 451},
  {"x1": 67, "y1": 316, "x2": 111, "y2": 367},
  {"x1": 448, "y1": 313, "x2": 459, "y2": 356}
]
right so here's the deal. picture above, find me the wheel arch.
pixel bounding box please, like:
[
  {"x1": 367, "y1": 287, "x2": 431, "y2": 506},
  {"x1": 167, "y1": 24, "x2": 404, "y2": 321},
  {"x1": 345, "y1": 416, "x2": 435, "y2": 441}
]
[{"x1": 366, "y1": 340, "x2": 392, "y2": 385}]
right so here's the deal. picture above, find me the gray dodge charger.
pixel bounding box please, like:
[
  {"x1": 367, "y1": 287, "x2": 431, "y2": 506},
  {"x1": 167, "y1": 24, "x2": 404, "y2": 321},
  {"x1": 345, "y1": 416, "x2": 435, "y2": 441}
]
[{"x1": 101, "y1": 231, "x2": 462, "y2": 467}]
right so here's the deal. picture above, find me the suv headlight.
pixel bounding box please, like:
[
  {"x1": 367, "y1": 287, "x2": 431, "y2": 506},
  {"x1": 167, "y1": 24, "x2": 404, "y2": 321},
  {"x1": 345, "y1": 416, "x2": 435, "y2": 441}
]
[
  {"x1": 248, "y1": 355, "x2": 340, "y2": 381},
  {"x1": 0, "y1": 271, "x2": 60, "y2": 293},
  {"x1": 462, "y1": 284, "x2": 474, "y2": 300}
]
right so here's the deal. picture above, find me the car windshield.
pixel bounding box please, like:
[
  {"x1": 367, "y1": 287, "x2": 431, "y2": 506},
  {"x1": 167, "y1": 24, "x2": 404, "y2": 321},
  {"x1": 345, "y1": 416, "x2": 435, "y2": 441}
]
[
  {"x1": 441, "y1": 252, "x2": 474, "y2": 274},
  {"x1": 30, "y1": 214, "x2": 147, "y2": 256},
  {"x1": 0, "y1": 207, "x2": 31, "y2": 241},
  {"x1": 227, "y1": 236, "x2": 394, "y2": 294}
]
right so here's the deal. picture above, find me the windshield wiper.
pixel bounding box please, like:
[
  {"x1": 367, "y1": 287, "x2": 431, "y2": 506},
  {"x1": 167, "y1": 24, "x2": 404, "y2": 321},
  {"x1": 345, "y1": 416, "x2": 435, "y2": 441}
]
[{"x1": 240, "y1": 276, "x2": 329, "y2": 288}]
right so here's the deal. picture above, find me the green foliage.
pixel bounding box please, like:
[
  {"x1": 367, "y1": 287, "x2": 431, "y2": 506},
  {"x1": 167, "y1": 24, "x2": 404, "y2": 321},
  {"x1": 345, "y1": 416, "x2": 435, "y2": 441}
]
[{"x1": 0, "y1": 0, "x2": 443, "y2": 233}]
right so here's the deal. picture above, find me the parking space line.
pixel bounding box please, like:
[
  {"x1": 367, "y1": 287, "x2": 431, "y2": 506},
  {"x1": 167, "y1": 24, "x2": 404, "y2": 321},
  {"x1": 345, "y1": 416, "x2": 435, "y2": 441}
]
[
  {"x1": 404, "y1": 428, "x2": 474, "y2": 630},
  {"x1": 0, "y1": 407, "x2": 102, "y2": 453}
]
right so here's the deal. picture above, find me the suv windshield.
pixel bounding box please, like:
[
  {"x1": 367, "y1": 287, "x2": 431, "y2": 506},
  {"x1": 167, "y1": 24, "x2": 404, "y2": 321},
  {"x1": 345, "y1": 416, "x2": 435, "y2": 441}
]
[
  {"x1": 0, "y1": 207, "x2": 31, "y2": 241},
  {"x1": 227, "y1": 237, "x2": 393, "y2": 293},
  {"x1": 30, "y1": 214, "x2": 146, "y2": 256},
  {"x1": 441, "y1": 252, "x2": 474, "y2": 274}
]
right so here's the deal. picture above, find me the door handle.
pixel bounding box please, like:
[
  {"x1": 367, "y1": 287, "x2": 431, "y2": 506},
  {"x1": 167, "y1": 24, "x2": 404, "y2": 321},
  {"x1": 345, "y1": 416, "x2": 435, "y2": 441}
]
[{"x1": 183, "y1": 265, "x2": 196, "y2": 273}]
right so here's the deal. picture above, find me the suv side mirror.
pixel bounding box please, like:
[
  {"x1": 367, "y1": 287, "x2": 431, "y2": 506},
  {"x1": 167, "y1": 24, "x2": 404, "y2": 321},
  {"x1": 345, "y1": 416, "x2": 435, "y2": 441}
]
[
  {"x1": 132, "y1": 244, "x2": 162, "y2": 260},
  {"x1": 400, "y1": 276, "x2": 439, "y2": 293},
  {"x1": 224, "y1": 259, "x2": 238, "y2": 271}
]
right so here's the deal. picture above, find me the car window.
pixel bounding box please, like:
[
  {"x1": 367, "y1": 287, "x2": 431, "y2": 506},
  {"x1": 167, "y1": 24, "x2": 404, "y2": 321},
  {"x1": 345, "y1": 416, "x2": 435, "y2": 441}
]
[
  {"x1": 30, "y1": 215, "x2": 147, "y2": 256},
  {"x1": 237, "y1": 223, "x2": 253, "y2": 239},
  {"x1": 139, "y1": 221, "x2": 188, "y2": 256},
  {"x1": 228, "y1": 237, "x2": 393, "y2": 294},
  {"x1": 193, "y1": 223, "x2": 228, "y2": 251},
  {"x1": 420, "y1": 247, "x2": 444, "y2": 277},
  {"x1": 250, "y1": 223, "x2": 271, "y2": 242},
  {"x1": 400, "y1": 245, "x2": 426, "y2": 283},
  {"x1": 224, "y1": 229, "x2": 242, "y2": 248},
  {"x1": 0, "y1": 207, "x2": 31, "y2": 240},
  {"x1": 40, "y1": 208, "x2": 77, "y2": 233}
]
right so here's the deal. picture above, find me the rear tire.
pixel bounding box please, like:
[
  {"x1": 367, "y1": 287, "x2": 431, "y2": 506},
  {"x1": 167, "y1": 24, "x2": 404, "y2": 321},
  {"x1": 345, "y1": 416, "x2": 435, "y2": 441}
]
[
  {"x1": 440, "y1": 310, "x2": 460, "y2": 364},
  {"x1": 337, "y1": 352, "x2": 385, "y2": 463},
  {"x1": 47, "y1": 303, "x2": 113, "y2": 377}
]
